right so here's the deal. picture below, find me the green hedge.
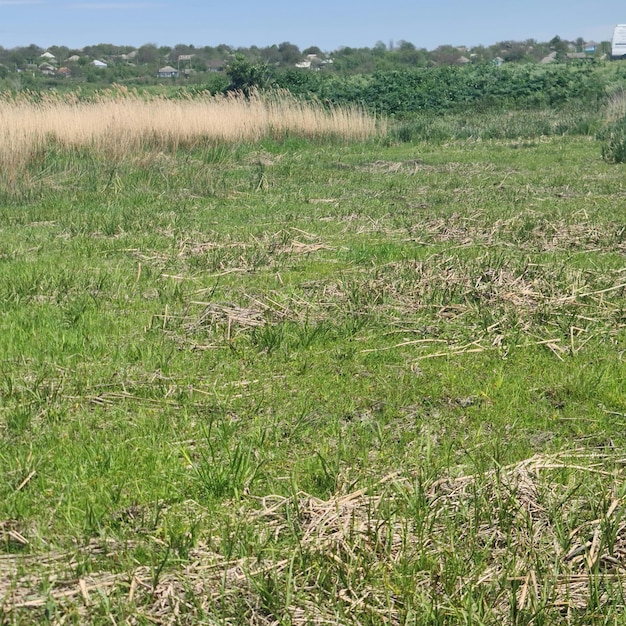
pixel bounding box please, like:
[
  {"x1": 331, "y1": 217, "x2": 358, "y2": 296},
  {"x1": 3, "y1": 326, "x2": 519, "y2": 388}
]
[{"x1": 275, "y1": 63, "x2": 607, "y2": 115}]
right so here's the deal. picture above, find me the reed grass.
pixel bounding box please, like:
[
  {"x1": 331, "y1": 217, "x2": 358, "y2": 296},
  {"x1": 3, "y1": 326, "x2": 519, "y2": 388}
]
[
  {"x1": 0, "y1": 87, "x2": 383, "y2": 178},
  {"x1": 604, "y1": 87, "x2": 626, "y2": 123}
]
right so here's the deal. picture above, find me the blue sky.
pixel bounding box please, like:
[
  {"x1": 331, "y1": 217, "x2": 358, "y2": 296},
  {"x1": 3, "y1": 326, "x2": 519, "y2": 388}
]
[{"x1": 1, "y1": 0, "x2": 624, "y2": 51}]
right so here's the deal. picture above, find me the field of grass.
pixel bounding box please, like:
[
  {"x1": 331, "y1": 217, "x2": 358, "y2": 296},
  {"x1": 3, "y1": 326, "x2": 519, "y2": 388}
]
[{"x1": 1, "y1": 93, "x2": 626, "y2": 624}]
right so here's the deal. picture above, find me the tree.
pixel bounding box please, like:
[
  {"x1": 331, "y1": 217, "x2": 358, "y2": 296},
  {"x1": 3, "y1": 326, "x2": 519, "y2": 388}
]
[
  {"x1": 159, "y1": 46, "x2": 172, "y2": 59},
  {"x1": 260, "y1": 45, "x2": 282, "y2": 65},
  {"x1": 431, "y1": 45, "x2": 461, "y2": 65},
  {"x1": 225, "y1": 54, "x2": 272, "y2": 95},
  {"x1": 137, "y1": 43, "x2": 159, "y2": 65},
  {"x1": 303, "y1": 46, "x2": 322, "y2": 56},
  {"x1": 172, "y1": 43, "x2": 195, "y2": 61},
  {"x1": 8, "y1": 44, "x2": 41, "y2": 68},
  {"x1": 395, "y1": 40, "x2": 428, "y2": 66},
  {"x1": 82, "y1": 43, "x2": 120, "y2": 58},
  {"x1": 373, "y1": 41, "x2": 387, "y2": 55},
  {"x1": 496, "y1": 41, "x2": 531, "y2": 63},
  {"x1": 549, "y1": 36, "x2": 569, "y2": 58},
  {"x1": 48, "y1": 45, "x2": 69, "y2": 62},
  {"x1": 277, "y1": 42, "x2": 301, "y2": 64},
  {"x1": 216, "y1": 44, "x2": 232, "y2": 57}
]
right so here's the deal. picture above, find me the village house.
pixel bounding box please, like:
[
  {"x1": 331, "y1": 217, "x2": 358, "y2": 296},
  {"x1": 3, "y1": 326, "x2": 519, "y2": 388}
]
[
  {"x1": 157, "y1": 65, "x2": 178, "y2": 78},
  {"x1": 206, "y1": 60, "x2": 225, "y2": 72}
]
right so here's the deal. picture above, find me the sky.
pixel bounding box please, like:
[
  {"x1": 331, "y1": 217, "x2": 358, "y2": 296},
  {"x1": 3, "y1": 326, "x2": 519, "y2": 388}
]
[{"x1": 1, "y1": 0, "x2": 624, "y2": 52}]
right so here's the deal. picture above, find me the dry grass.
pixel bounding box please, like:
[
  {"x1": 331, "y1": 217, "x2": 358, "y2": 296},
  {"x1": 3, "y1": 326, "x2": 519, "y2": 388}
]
[
  {"x1": 150, "y1": 226, "x2": 626, "y2": 358},
  {"x1": 604, "y1": 88, "x2": 626, "y2": 123},
  {"x1": 3, "y1": 453, "x2": 626, "y2": 624},
  {"x1": 0, "y1": 87, "x2": 383, "y2": 177},
  {"x1": 415, "y1": 212, "x2": 626, "y2": 253}
]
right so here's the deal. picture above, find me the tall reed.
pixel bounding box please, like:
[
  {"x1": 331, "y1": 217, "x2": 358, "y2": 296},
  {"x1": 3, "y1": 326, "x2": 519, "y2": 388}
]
[{"x1": 0, "y1": 87, "x2": 383, "y2": 178}]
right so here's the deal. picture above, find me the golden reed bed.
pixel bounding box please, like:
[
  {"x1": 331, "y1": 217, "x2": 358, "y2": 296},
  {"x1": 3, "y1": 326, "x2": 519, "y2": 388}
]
[{"x1": 0, "y1": 87, "x2": 383, "y2": 169}]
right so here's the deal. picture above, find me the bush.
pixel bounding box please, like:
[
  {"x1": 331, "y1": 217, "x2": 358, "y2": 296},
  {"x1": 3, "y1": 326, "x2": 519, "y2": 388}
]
[
  {"x1": 390, "y1": 108, "x2": 604, "y2": 143},
  {"x1": 600, "y1": 116, "x2": 626, "y2": 163},
  {"x1": 277, "y1": 63, "x2": 608, "y2": 116}
]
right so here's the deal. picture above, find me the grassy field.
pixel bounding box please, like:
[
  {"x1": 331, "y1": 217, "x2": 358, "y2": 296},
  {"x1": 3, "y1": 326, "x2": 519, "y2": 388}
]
[{"x1": 1, "y1": 94, "x2": 626, "y2": 624}]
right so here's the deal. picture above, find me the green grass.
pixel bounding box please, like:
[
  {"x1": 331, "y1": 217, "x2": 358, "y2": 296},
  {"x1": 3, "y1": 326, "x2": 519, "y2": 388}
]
[{"x1": 2, "y1": 124, "x2": 626, "y2": 623}]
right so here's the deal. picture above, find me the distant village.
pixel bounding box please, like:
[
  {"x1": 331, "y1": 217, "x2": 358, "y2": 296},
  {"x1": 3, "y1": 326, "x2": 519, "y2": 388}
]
[{"x1": 0, "y1": 35, "x2": 615, "y2": 88}]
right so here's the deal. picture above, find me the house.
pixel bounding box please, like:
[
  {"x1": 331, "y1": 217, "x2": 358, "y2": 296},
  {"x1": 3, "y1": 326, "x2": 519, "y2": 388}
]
[
  {"x1": 38, "y1": 62, "x2": 56, "y2": 76},
  {"x1": 540, "y1": 51, "x2": 557, "y2": 64},
  {"x1": 57, "y1": 67, "x2": 71, "y2": 77},
  {"x1": 66, "y1": 55, "x2": 80, "y2": 63},
  {"x1": 207, "y1": 60, "x2": 225, "y2": 72},
  {"x1": 157, "y1": 65, "x2": 178, "y2": 78},
  {"x1": 91, "y1": 60, "x2": 107, "y2": 68}
]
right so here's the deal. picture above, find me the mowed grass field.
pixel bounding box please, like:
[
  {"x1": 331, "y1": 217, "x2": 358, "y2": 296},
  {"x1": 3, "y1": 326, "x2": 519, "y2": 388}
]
[{"x1": 1, "y1": 93, "x2": 626, "y2": 624}]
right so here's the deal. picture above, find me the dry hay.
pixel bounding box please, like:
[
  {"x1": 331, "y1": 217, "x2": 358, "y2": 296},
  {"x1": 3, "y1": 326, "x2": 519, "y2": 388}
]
[
  {"x1": 184, "y1": 240, "x2": 252, "y2": 255},
  {"x1": 357, "y1": 160, "x2": 497, "y2": 177},
  {"x1": 166, "y1": 291, "x2": 327, "y2": 351},
  {"x1": 160, "y1": 245, "x2": 624, "y2": 356},
  {"x1": 280, "y1": 241, "x2": 332, "y2": 255},
  {"x1": 0, "y1": 89, "x2": 381, "y2": 177},
  {"x1": 318, "y1": 210, "x2": 625, "y2": 256},
  {"x1": 183, "y1": 240, "x2": 331, "y2": 258},
  {"x1": 2, "y1": 452, "x2": 626, "y2": 623},
  {"x1": 372, "y1": 252, "x2": 624, "y2": 323},
  {"x1": 414, "y1": 212, "x2": 626, "y2": 254},
  {"x1": 402, "y1": 258, "x2": 548, "y2": 309},
  {"x1": 0, "y1": 478, "x2": 411, "y2": 624},
  {"x1": 428, "y1": 451, "x2": 626, "y2": 615},
  {"x1": 360, "y1": 159, "x2": 430, "y2": 175},
  {"x1": 176, "y1": 230, "x2": 333, "y2": 275},
  {"x1": 192, "y1": 302, "x2": 267, "y2": 329}
]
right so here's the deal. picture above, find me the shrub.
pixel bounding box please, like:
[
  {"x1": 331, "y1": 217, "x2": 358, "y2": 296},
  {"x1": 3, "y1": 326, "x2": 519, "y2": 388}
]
[
  {"x1": 277, "y1": 63, "x2": 608, "y2": 116},
  {"x1": 600, "y1": 116, "x2": 626, "y2": 163}
]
